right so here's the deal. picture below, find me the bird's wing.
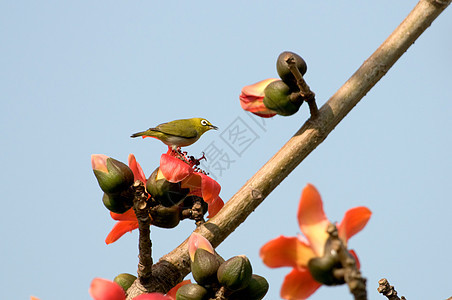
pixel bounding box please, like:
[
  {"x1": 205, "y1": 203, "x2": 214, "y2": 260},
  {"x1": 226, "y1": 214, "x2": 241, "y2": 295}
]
[{"x1": 153, "y1": 120, "x2": 198, "y2": 139}]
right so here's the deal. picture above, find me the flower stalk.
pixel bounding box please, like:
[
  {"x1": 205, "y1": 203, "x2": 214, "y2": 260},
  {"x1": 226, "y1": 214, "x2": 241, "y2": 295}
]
[
  {"x1": 285, "y1": 55, "x2": 318, "y2": 118},
  {"x1": 326, "y1": 224, "x2": 367, "y2": 300}
]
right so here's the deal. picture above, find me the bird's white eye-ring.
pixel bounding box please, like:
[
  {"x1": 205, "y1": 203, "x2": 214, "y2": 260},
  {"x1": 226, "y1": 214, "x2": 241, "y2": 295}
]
[{"x1": 201, "y1": 119, "x2": 208, "y2": 126}]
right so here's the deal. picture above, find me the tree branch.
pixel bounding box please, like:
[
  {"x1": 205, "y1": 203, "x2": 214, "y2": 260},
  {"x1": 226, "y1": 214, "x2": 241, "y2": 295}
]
[
  {"x1": 127, "y1": 0, "x2": 451, "y2": 295},
  {"x1": 133, "y1": 180, "x2": 154, "y2": 288},
  {"x1": 377, "y1": 278, "x2": 406, "y2": 300},
  {"x1": 327, "y1": 224, "x2": 367, "y2": 300}
]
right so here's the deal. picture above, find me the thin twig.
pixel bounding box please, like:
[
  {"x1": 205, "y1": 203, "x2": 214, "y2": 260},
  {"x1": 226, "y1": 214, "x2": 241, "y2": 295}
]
[
  {"x1": 126, "y1": 0, "x2": 451, "y2": 296},
  {"x1": 285, "y1": 56, "x2": 319, "y2": 118},
  {"x1": 327, "y1": 224, "x2": 367, "y2": 300},
  {"x1": 377, "y1": 278, "x2": 406, "y2": 300}
]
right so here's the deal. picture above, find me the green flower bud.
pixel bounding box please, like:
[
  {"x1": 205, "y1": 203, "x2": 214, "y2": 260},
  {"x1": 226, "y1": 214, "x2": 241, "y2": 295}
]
[
  {"x1": 191, "y1": 248, "x2": 221, "y2": 285},
  {"x1": 149, "y1": 205, "x2": 181, "y2": 228},
  {"x1": 113, "y1": 273, "x2": 137, "y2": 292},
  {"x1": 102, "y1": 192, "x2": 133, "y2": 214},
  {"x1": 146, "y1": 167, "x2": 190, "y2": 207},
  {"x1": 263, "y1": 80, "x2": 302, "y2": 116},
  {"x1": 276, "y1": 51, "x2": 307, "y2": 86},
  {"x1": 93, "y1": 157, "x2": 134, "y2": 194},
  {"x1": 230, "y1": 274, "x2": 269, "y2": 300},
  {"x1": 176, "y1": 283, "x2": 208, "y2": 300},
  {"x1": 217, "y1": 255, "x2": 253, "y2": 291},
  {"x1": 307, "y1": 254, "x2": 344, "y2": 286}
]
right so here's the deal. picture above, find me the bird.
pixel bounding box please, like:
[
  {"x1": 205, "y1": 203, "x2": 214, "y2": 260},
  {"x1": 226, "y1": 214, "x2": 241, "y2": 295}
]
[{"x1": 131, "y1": 118, "x2": 218, "y2": 150}]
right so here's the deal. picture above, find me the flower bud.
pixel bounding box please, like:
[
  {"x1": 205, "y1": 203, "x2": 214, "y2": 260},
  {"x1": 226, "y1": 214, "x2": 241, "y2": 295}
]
[
  {"x1": 229, "y1": 274, "x2": 269, "y2": 300},
  {"x1": 191, "y1": 248, "x2": 221, "y2": 285},
  {"x1": 217, "y1": 255, "x2": 253, "y2": 291},
  {"x1": 175, "y1": 283, "x2": 208, "y2": 300},
  {"x1": 149, "y1": 205, "x2": 181, "y2": 228},
  {"x1": 263, "y1": 80, "x2": 302, "y2": 116},
  {"x1": 102, "y1": 192, "x2": 133, "y2": 214},
  {"x1": 146, "y1": 167, "x2": 190, "y2": 207},
  {"x1": 92, "y1": 155, "x2": 134, "y2": 194},
  {"x1": 113, "y1": 273, "x2": 137, "y2": 292},
  {"x1": 307, "y1": 253, "x2": 344, "y2": 286},
  {"x1": 276, "y1": 51, "x2": 307, "y2": 86}
]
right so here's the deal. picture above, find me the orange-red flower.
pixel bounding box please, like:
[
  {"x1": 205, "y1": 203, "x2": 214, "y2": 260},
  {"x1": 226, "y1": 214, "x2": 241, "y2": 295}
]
[
  {"x1": 260, "y1": 184, "x2": 371, "y2": 300},
  {"x1": 105, "y1": 152, "x2": 224, "y2": 244},
  {"x1": 239, "y1": 78, "x2": 279, "y2": 118},
  {"x1": 104, "y1": 154, "x2": 145, "y2": 244},
  {"x1": 89, "y1": 278, "x2": 175, "y2": 300},
  {"x1": 188, "y1": 232, "x2": 215, "y2": 261},
  {"x1": 159, "y1": 152, "x2": 224, "y2": 218}
]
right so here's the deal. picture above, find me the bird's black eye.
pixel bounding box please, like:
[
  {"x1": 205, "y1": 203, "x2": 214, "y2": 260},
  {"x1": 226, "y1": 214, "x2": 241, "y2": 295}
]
[{"x1": 201, "y1": 120, "x2": 208, "y2": 126}]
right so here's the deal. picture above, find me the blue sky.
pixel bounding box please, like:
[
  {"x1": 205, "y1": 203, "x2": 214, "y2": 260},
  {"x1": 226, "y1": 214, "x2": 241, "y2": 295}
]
[{"x1": 1, "y1": 1, "x2": 451, "y2": 299}]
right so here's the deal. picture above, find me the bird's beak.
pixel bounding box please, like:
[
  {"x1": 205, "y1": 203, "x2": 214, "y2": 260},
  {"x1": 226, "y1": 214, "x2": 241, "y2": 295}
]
[{"x1": 210, "y1": 125, "x2": 218, "y2": 130}]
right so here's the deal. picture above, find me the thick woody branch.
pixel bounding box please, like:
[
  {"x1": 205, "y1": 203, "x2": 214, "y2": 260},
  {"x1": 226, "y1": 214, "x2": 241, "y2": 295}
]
[
  {"x1": 127, "y1": 0, "x2": 451, "y2": 296},
  {"x1": 133, "y1": 181, "x2": 153, "y2": 288}
]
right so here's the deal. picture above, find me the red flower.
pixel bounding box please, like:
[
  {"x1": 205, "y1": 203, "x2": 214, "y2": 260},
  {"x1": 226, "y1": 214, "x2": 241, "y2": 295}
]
[
  {"x1": 239, "y1": 78, "x2": 279, "y2": 118},
  {"x1": 188, "y1": 232, "x2": 215, "y2": 261},
  {"x1": 105, "y1": 153, "x2": 224, "y2": 244},
  {"x1": 260, "y1": 184, "x2": 371, "y2": 300},
  {"x1": 159, "y1": 152, "x2": 224, "y2": 218},
  {"x1": 104, "y1": 154, "x2": 145, "y2": 244},
  {"x1": 89, "y1": 278, "x2": 175, "y2": 300}
]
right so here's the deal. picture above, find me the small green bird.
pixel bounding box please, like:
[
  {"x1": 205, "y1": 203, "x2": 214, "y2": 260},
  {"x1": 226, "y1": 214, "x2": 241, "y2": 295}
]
[{"x1": 131, "y1": 118, "x2": 218, "y2": 150}]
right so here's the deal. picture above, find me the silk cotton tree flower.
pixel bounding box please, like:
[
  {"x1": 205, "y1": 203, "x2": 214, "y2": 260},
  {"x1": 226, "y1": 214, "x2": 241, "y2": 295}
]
[
  {"x1": 159, "y1": 152, "x2": 224, "y2": 218},
  {"x1": 239, "y1": 78, "x2": 279, "y2": 118},
  {"x1": 104, "y1": 152, "x2": 224, "y2": 244},
  {"x1": 89, "y1": 278, "x2": 174, "y2": 300},
  {"x1": 102, "y1": 154, "x2": 147, "y2": 244},
  {"x1": 260, "y1": 184, "x2": 371, "y2": 300}
]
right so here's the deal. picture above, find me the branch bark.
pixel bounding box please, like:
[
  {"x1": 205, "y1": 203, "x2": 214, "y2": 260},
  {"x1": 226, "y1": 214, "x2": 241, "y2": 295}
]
[
  {"x1": 377, "y1": 278, "x2": 406, "y2": 300},
  {"x1": 127, "y1": 0, "x2": 451, "y2": 296}
]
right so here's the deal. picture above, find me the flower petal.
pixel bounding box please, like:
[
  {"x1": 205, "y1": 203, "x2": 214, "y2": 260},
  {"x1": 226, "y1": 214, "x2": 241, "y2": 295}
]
[
  {"x1": 207, "y1": 196, "x2": 224, "y2": 218},
  {"x1": 89, "y1": 278, "x2": 125, "y2": 300},
  {"x1": 105, "y1": 221, "x2": 139, "y2": 244},
  {"x1": 181, "y1": 174, "x2": 202, "y2": 190},
  {"x1": 134, "y1": 294, "x2": 172, "y2": 300},
  {"x1": 198, "y1": 173, "x2": 221, "y2": 204},
  {"x1": 110, "y1": 208, "x2": 137, "y2": 221},
  {"x1": 239, "y1": 79, "x2": 279, "y2": 118},
  {"x1": 165, "y1": 280, "x2": 191, "y2": 300},
  {"x1": 188, "y1": 232, "x2": 215, "y2": 261},
  {"x1": 241, "y1": 78, "x2": 279, "y2": 97},
  {"x1": 91, "y1": 154, "x2": 109, "y2": 173},
  {"x1": 337, "y1": 206, "x2": 371, "y2": 245},
  {"x1": 30, "y1": 297, "x2": 40, "y2": 300},
  {"x1": 260, "y1": 236, "x2": 316, "y2": 269},
  {"x1": 128, "y1": 154, "x2": 147, "y2": 183},
  {"x1": 160, "y1": 154, "x2": 192, "y2": 183},
  {"x1": 348, "y1": 249, "x2": 360, "y2": 270},
  {"x1": 297, "y1": 184, "x2": 330, "y2": 257},
  {"x1": 280, "y1": 268, "x2": 321, "y2": 300}
]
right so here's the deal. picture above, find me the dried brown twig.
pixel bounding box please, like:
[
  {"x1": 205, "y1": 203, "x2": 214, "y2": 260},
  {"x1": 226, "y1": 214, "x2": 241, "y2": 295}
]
[{"x1": 377, "y1": 278, "x2": 406, "y2": 300}]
